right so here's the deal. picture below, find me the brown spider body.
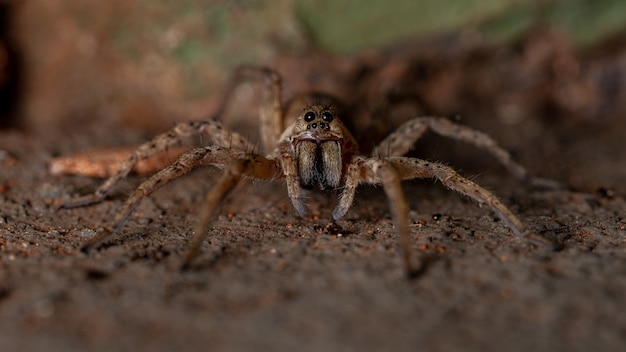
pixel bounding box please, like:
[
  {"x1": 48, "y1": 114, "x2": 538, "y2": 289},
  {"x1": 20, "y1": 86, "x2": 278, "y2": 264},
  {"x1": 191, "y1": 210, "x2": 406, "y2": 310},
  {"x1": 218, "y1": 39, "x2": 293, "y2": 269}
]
[{"x1": 60, "y1": 66, "x2": 561, "y2": 277}]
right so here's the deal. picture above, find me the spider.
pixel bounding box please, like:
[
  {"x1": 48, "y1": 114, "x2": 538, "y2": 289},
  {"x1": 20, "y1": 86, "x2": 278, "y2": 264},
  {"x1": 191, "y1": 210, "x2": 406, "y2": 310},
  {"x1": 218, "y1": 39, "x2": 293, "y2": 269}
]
[{"x1": 61, "y1": 66, "x2": 561, "y2": 276}]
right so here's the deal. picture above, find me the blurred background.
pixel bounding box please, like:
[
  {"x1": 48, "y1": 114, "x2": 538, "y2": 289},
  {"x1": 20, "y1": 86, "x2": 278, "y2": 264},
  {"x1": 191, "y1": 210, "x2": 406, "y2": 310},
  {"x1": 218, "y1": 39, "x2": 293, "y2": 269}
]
[{"x1": 0, "y1": 0, "x2": 625, "y2": 134}]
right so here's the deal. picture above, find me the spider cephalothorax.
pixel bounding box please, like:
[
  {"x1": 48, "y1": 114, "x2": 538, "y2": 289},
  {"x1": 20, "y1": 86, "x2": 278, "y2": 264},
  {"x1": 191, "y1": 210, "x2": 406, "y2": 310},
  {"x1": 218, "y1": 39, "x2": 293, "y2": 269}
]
[
  {"x1": 60, "y1": 66, "x2": 561, "y2": 277},
  {"x1": 281, "y1": 105, "x2": 356, "y2": 192}
]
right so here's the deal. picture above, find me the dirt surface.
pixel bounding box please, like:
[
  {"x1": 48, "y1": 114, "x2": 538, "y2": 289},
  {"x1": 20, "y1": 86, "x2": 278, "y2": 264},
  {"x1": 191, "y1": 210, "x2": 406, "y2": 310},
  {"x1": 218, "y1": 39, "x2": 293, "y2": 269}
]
[{"x1": 2, "y1": 34, "x2": 626, "y2": 351}]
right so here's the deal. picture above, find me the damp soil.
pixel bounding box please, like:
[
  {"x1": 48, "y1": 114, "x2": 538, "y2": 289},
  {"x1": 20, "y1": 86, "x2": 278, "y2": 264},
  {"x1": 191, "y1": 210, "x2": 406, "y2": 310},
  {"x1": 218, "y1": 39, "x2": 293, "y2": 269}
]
[{"x1": 1, "y1": 112, "x2": 626, "y2": 352}]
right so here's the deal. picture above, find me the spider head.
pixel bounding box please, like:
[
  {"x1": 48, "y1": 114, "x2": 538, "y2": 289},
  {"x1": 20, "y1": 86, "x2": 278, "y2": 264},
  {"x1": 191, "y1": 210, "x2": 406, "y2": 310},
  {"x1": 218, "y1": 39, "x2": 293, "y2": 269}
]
[
  {"x1": 290, "y1": 105, "x2": 348, "y2": 190},
  {"x1": 295, "y1": 105, "x2": 342, "y2": 137}
]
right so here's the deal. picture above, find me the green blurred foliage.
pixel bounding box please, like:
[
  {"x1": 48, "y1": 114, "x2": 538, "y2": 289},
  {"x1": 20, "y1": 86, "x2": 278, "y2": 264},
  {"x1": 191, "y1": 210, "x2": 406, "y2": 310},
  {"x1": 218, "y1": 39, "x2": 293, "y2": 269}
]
[{"x1": 297, "y1": 0, "x2": 626, "y2": 52}]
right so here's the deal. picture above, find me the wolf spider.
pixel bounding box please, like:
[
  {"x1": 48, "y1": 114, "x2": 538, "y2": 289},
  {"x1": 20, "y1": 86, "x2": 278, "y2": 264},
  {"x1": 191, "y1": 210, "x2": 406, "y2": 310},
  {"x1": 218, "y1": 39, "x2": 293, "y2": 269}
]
[{"x1": 61, "y1": 66, "x2": 561, "y2": 276}]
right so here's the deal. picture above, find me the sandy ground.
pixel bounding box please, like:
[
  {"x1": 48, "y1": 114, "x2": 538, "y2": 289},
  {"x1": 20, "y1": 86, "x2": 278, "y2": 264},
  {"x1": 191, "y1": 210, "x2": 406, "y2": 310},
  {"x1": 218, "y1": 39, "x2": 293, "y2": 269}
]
[{"x1": 0, "y1": 104, "x2": 625, "y2": 352}]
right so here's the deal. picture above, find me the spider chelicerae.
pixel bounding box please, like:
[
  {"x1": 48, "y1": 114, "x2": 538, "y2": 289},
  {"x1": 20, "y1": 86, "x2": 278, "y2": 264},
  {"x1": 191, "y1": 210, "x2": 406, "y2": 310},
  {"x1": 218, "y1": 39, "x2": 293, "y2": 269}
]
[{"x1": 61, "y1": 66, "x2": 562, "y2": 276}]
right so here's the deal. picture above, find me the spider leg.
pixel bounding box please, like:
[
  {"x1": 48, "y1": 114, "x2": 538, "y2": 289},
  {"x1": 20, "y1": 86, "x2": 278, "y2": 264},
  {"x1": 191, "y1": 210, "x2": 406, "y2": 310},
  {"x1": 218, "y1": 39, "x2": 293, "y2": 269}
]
[
  {"x1": 80, "y1": 147, "x2": 216, "y2": 251},
  {"x1": 60, "y1": 120, "x2": 251, "y2": 209},
  {"x1": 80, "y1": 146, "x2": 281, "y2": 257},
  {"x1": 372, "y1": 159, "x2": 416, "y2": 277},
  {"x1": 372, "y1": 117, "x2": 564, "y2": 189},
  {"x1": 182, "y1": 152, "x2": 282, "y2": 269},
  {"x1": 181, "y1": 162, "x2": 243, "y2": 269},
  {"x1": 333, "y1": 156, "x2": 417, "y2": 277},
  {"x1": 385, "y1": 157, "x2": 554, "y2": 248},
  {"x1": 229, "y1": 66, "x2": 284, "y2": 155},
  {"x1": 280, "y1": 152, "x2": 307, "y2": 216},
  {"x1": 340, "y1": 156, "x2": 554, "y2": 277},
  {"x1": 333, "y1": 158, "x2": 363, "y2": 220}
]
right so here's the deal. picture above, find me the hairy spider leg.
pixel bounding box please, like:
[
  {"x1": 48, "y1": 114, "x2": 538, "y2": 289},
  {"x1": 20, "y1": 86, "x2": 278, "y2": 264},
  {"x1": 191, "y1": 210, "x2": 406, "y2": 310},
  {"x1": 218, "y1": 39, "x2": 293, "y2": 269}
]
[
  {"x1": 60, "y1": 121, "x2": 251, "y2": 209},
  {"x1": 372, "y1": 116, "x2": 565, "y2": 189},
  {"x1": 81, "y1": 146, "x2": 282, "y2": 267}
]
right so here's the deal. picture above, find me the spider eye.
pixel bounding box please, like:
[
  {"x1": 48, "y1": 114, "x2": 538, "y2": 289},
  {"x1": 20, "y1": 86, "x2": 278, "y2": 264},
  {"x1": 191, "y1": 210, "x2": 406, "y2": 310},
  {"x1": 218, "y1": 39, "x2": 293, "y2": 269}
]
[
  {"x1": 304, "y1": 111, "x2": 315, "y2": 122},
  {"x1": 321, "y1": 111, "x2": 334, "y2": 122}
]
